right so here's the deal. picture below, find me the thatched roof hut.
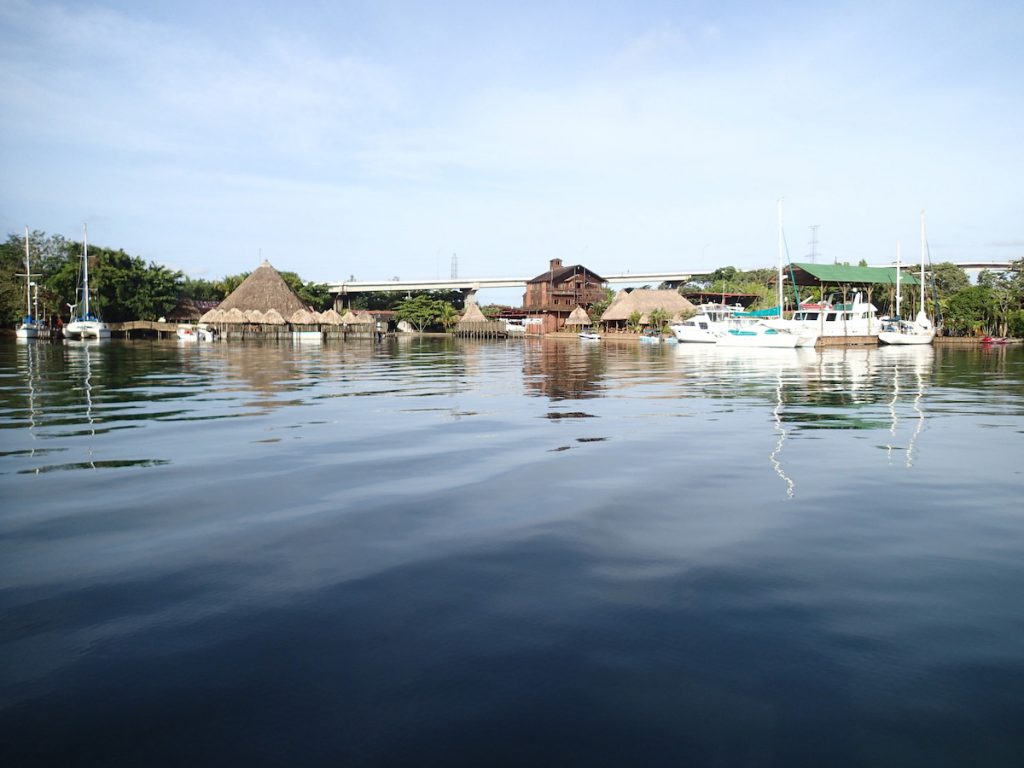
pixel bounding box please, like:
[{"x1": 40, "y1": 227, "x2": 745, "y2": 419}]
[
  {"x1": 460, "y1": 303, "x2": 488, "y2": 322},
  {"x1": 263, "y1": 308, "x2": 286, "y2": 325},
  {"x1": 319, "y1": 308, "x2": 343, "y2": 325},
  {"x1": 564, "y1": 306, "x2": 592, "y2": 326},
  {"x1": 245, "y1": 309, "x2": 265, "y2": 323},
  {"x1": 290, "y1": 309, "x2": 318, "y2": 325},
  {"x1": 600, "y1": 289, "x2": 696, "y2": 324},
  {"x1": 199, "y1": 308, "x2": 222, "y2": 323},
  {"x1": 217, "y1": 261, "x2": 309, "y2": 317},
  {"x1": 223, "y1": 308, "x2": 247, "y2": 324}
]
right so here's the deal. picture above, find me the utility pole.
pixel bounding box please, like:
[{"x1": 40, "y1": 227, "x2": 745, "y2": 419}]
[{"x1": 807, "y1": 225, "x2": 820, "y2": 263}]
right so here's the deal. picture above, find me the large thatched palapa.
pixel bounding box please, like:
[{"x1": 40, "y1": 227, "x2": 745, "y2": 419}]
[
  {"x1": 600, "y1": 289, "x2": 695, "y2": 325},
  {"x1": 460, "y1": 303, "x2": 488, "y2": 322},
  {"x1": 215, "y1": 261, "x2": 309, "y2": 322}
]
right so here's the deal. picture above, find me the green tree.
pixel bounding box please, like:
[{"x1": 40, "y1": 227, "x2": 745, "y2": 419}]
[
  {"x1": 648, "y1": 307, "x2": 669, "y2": 331},
  {"x1": 395, "y1": 294, "x2": 447, "y2": 332},
  {"x1": 588, "y1": 287, "x2": 615, "y2": 321},
  {"x1": 438, "y1": 303, "x2": 459, "y2": 331},
  {"x1": 943, "y1": 286, "x2": 996, "y2": 336},
  {"x1": 930, "y1": 262, "x2": 969, "y2": 296},
  {"x1": 627, "y1": 310, "x2": 643, "y2": 333}
]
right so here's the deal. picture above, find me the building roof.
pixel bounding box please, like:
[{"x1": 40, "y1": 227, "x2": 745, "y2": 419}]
[
  {"x1": 528, "y1": 263, "x2": 605, "y2": 284},
  {"x1": 600, "y1": 289, "x2": 695, "y2": 323},
  {"x1": 216, "y1": 261, "x2": 310, "y2": 316},
  {"x1": 789, "y1": 262, "x2": 919, "y2": 287},
  {"x1": 460, "y1": 303, "x2": 488, "y2": 322},
  {"x1": 564, "y1": 306, "x2": 592, "y2": 325}
]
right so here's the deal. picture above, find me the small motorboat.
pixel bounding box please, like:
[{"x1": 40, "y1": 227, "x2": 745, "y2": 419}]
[{"x1": 579, "y1": 332, "x2": 601, "y2": 341}]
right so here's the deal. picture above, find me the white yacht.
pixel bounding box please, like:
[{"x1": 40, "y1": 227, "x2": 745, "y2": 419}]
[
  {"x1": 15, "y1": 227, "x2": 40, "y2": 340},
  {"x1": 670, "y1": 303, "x2": 746, "y2": 343}
]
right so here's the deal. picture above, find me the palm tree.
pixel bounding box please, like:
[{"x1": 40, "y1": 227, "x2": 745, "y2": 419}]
[{"x1": 438, "y1": 302, "x2": 459, "y2": 332}]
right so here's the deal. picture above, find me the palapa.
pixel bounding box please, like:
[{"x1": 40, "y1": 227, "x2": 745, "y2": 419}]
[
  {"x1": 245, "y1": 309, "x2": 265, "y2": 323},
  {"x1": 263, "y1": 308, "x2": 286, "y2": 325},
  {"x1": 223, "y1": 308, "x2": 247, "y2": 324},
  {"x1": 460, "y1": 303, "x2": 488, "y2": 322},
  {"x1": 319, "y1": 308, "x2": 343, "y2": 325},
  {"x1": 199, "y1": 308, "x2": 221, "y2": 323},
  {"x1": 216, "y1": 260, "x2": 309, "y2": 317},
  {"x1": 600, "y1": 289, "x2": 695, "y2": 324},
  {"x1": 564, "y1": 305, "x2": 592, "y2": 326},
  {"x1": 340, "y1": 310, "x2": 361, "y2": 325},
  {"x1": 290, "y1": 309, "x2": 318, "y2": 325}
]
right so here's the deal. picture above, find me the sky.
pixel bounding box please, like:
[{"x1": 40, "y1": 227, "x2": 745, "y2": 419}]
[{"x1": 1, "y1": 0, "x2": 1022, "y2": 304}]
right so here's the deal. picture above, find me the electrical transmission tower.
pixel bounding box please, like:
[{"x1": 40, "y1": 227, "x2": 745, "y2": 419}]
[{"x1": 807, "y1": 225, "x2": 821, "y2": 263}]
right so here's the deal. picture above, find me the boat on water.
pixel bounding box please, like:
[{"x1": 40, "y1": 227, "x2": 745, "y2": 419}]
[
  {"x1": 879, "y1": 212, "x2": 935, "y2": 346},
  {"x1": 63, "y1": 224, "x2": 110, "y2": 341},
  {"x1": 784, "y1": 292, "x2": 878, "y2": 339},
  {"x1": 578, "y1": 332, "x2": 601, "y2": 341},
  {"x1": 15, "y1": 227, "x2": 40, "y2": 340},
  {"x1": 176, "y1": 323, "x2": 218, "y2": 342},
  {"x1": 670, "y1": 303, "x2": 746, "y2": 343}
]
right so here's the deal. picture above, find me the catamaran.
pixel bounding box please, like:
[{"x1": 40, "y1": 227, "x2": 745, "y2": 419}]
[
  {"x1": 15, "y1": 227, "x2": 40, "y2": 340},
  {"x1": 63, "y1": 224, "x2": 110, "y2": 341},
  {"x1": 879, "y1": 212, "x2": 935, "y2": 346}
]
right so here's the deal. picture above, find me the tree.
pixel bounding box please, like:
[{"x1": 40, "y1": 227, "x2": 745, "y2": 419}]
[
  {"x1": 438, "y1": 303, "x2": 459, "y2": 331},
  {"x1": 627, "y1": 310, "x2": 643, "y2": 332},
  {"x1": 280, "y1": 271, "x2": 331, "y2": 311},
  {"x1": 930, "y1": 262, "x2": 969, "y2": 296},
  {"x1": 588, "y1": 287, "x2": 615, "y2": 321},
  {"x1": 648, "y1": 307, "x2": 669, "y2": 331},
  {"x1": 395, "y1": 294, "x2": 447, "y2": 332}
]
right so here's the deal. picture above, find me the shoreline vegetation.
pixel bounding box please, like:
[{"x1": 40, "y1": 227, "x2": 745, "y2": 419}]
[{"x1": 3, "y1": 230, "x2": 1023, "y2": 339}]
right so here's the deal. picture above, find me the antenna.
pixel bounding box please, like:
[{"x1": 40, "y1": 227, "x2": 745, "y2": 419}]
[
  {"x1": 450, "y1": 253, "x2": 458, "y2": 279},
  {"x1": 807, "y1": 225, "x2": 820, "y2": 263}
]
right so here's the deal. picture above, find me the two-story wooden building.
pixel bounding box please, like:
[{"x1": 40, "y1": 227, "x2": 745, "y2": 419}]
[{"x1": 523, "y1": 259, "x2": 606, "y2": 326}]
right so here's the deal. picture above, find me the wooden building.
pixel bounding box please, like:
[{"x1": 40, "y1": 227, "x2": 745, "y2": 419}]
[{"x1": 523, "y1": 259, "x2": 606, "y2": 325}]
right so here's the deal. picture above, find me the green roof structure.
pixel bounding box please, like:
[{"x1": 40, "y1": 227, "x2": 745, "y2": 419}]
[{"x1": 788, "y1": 262, "x2": 919, "y2": 287}]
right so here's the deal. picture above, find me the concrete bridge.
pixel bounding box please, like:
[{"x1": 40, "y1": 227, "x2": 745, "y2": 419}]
[{"x1": 329, "y1": 271, "x2": 697, "y2": 307}]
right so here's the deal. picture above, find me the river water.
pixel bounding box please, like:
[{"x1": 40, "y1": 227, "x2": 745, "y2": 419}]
[{"x1": 2, "y1": 337, "x2": 1023, "y2": 766}]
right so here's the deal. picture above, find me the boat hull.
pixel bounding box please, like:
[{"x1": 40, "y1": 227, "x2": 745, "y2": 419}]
[
  {"x1": 64, "y1": 321, "x2": 110, "y2": 340},
  {"x1": 15, "y1": 325, "x2": 38, "y2": 339},
  {"x1": 878, "y1": 331, "x2": 934, "y2": 346}
]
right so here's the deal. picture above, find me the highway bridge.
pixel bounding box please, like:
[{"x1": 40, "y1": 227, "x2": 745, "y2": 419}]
[
  {"x1": 328, "y1": 271, "x2": 698, "y2": 307},
  {"x1": 329, "y1": 261, "x2": 1017, "y2": 307}
]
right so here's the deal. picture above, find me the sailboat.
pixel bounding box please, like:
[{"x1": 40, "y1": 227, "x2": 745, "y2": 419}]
[
  {"x1": 15, "y1": 227, "x2": 40, "y2": 340},
  {"x1": 879, "y1": 212, "x2": 934, "y2": 346},
  {"x1": 63, "y1": 224, "x2": 110, "y2": 341}
]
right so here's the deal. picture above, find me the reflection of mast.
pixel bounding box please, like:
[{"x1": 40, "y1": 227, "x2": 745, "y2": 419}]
[
  {"x1": 83, "y1": 344, "x2": 96, "y2": 468},
  {"x1": 769, "y1": 370, "x2": 794, "y2": 499},
  {"x1": 886, "y1": 359, "x2": 900, "y2": 462},
  {"x1": 24, "y1": 343, "x2": 40, "y2": 471},
  {"x1": 906, "y1": 361, "x2": 926, "y2": 468}
]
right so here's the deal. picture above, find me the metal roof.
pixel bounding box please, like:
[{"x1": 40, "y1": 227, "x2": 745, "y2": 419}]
[{"x1": 789, "y1": 262, "x2": 919, "y2": 286}]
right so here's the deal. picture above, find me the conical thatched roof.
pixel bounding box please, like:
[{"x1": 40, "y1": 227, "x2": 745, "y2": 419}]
[
  {"x1": 319, "y1": 308, "x2": 343, "y2": 325},
  {"x1": 340, "y1": 310, "x2": 361, "y2": 325},
  {"x1": 290, "y1": 309, "x2": 318, "y2": 325},
  {"x1": 565, "y1": 306, "x2": 592, "y2": 326},
  {"x1": 263, "y1": 308, "x2": 286, "y2": 325},
  {"x1": 460, "y1": 303, "x2": 487, "y2": 322},
  {"x1": 199, "y1": 308, "x2": 220, "y2": 323},
  {"x1": 245, "y1": 309, "x2": 265, "y2": 323},
  {"x1": 600, "y1": 289, "x2": 695, "y2": 323},
  {"x1": 223, "y1": 307, "x2": 247, "y2": 324},
  {"x1": 217, "y1": 261, "x2": 308, "y2": 317}
]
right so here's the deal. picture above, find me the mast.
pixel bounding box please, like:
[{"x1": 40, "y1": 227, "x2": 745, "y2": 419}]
[
  {"x1": 82, "y1": 223, "x2": 89, "y2": 318},
  {"x1": 24, "y1": 227, "x2": 31, "y2": 319},
  {"x1": 894, "y1": 240, "x2": 902, "y2": 320},
  {"x1": 919, "y1": 210, "x2": 926, "y2": 317},
  {"x1": 777, "y1": 198, "x2": 784, "y2": 318}
]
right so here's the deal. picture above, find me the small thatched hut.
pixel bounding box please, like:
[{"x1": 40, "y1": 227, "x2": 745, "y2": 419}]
[
  {"x1": 290, "y1": 309, "x2": 318, "y2": 325},
  {"x1": 223, "y1": 308, "x2": 247, "y2": 324},
  {"x1": 564, "y1": 306, "x2": 592, "y2": 326},
  {"x1": 460, "y1": 303, "x2": 488, "y2": 322},
  {"x1": 217, "y1": 261, "x2": 309, "y2": 318},
  {"x1": 319, "y1": 308, "x2": 343, "y2": 325},
  {"x1": 600, "y1": 289, "x2": 696, "y2": 329}
]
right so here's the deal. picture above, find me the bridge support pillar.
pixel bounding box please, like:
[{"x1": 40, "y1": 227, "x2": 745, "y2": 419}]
[{"x1": 461, "y1": 288, "x2": 478, "y2": 306}]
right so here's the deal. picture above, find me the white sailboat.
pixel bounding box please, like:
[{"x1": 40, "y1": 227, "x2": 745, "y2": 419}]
[
  {"x1": 15, "y1": 227, "x2": 40, "y2": 340},
  {"x1": 879, "y1": 212, "x2": 934, "y2": 346},
  {"x1": 63, "y1": 224, "x2": 110, "y2": 341}
]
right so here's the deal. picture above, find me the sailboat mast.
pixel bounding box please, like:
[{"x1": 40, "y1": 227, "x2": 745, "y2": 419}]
[
  {"x1": 895, "y1": 241, "x2": 902, "y2": 319},
  {"x1": 919, "y1": 210, "x2": 926, "y2": 317},
  {"x1": 777, "y1": 198, "x2": 784, "y2": 319},
  {"x1": 82, "y1": 223, "x2": 89, "y2": 318},
  {"x1": 24, "y1": 227, "x2": 31, "y2": 318}
]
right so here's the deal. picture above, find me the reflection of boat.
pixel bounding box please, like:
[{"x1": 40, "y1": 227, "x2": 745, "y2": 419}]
[
  {"x1": 717, "y1": 321, "x2": 800, "y2": 348},
  {"x1": 879, "y1": 213, "x2": 934, "y2": 346},
  {"x1": 176, "y1": 323, "x2": 218, "y2": 342},
  {"x1": 639, "y1": 333, "x2": 661, "y2": 345},
  {"x1": 981, "y1": 336, "x2": 1009, "y2": 345},
  {"x1": 16, "y1": 227, "x2": 41, "y2": 340},
  {"x1": 63, "y1": 224, "x2": 110, "y2": 341},
  {"x1": 878, "y1": 345, "x2": 933, "y2": 467}
]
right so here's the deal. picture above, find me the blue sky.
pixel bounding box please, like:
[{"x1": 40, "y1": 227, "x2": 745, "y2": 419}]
[{"x1": 1, "y1": 0, "x2": 1021, "y2": 301}]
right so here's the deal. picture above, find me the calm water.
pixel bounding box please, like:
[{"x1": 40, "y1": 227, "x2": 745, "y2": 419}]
[{"x1": 2, "y1": 337, "x2": 1023, "y2": 766}]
